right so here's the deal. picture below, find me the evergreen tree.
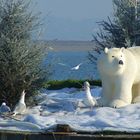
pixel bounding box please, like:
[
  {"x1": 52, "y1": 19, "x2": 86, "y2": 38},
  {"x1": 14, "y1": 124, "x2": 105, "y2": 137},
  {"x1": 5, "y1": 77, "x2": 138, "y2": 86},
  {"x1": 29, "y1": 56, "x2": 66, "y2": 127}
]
[
  {"x1": 89, "y1": 0, "x2": 140, "y2": 63},
  {"x1": 0, "y1": 0, "x2": 51, "y2": 107}
]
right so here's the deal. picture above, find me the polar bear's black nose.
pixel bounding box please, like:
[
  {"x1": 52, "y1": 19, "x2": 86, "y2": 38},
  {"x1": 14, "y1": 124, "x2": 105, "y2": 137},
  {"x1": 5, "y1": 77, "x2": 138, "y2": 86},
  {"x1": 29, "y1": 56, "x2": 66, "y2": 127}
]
[{"x1": 119, "y1": 60, "x2": 123, "y2": 65}]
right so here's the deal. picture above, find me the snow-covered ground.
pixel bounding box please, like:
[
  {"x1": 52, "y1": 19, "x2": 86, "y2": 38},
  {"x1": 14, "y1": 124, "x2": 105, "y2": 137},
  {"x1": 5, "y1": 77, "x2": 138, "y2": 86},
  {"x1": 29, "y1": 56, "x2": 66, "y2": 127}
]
[{"x1": 1, "y1": 86, "x2": 140, "y2": 133}]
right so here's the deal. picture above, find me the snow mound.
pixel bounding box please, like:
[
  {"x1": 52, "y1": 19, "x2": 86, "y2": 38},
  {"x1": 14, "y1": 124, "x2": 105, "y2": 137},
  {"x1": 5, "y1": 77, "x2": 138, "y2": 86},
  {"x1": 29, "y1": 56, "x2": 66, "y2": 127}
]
[{"x1": 0, "y1": 87, "x2": 140, "y2": 133}]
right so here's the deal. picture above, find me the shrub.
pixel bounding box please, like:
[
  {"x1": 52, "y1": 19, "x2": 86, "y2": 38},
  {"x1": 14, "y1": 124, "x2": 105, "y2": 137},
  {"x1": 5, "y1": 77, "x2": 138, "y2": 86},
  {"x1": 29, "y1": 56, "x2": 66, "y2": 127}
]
[
  {"x1": 89, "y1": 0, "x2": 140, "y2": 64},
  {"x1": 0, "y1": 0, "x2": 51, "y2": 108},
  {"x1": 45, "y1": 79, "x2": 102, "y2": 90}
]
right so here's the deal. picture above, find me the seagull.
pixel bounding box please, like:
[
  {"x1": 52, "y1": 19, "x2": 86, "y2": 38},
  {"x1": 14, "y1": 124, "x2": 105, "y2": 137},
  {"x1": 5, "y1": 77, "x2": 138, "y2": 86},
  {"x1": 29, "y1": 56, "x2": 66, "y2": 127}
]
[
  {"x1": 71, "y1": 63, "x2": 83, "y2": 70},
  {"x1": 0, "y1": 102, "x2": 11, "y2": 114},
  {"x1": 84, "y1": 81, "x2": 97, "y2": 109},
  {"x1": 58, "y1": 60, "x2": 89, "y2": 71},
  {"x1": 12, "y1": 90, "x2": 26, "y2": 116}
]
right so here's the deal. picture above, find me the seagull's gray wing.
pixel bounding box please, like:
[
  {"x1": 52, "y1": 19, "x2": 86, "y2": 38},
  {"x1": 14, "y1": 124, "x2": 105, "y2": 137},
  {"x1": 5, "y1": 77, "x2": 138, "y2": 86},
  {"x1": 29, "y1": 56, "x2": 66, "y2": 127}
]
[
  {"x1": 78, "y1": 63, "x2": 83, "y2": 66},
  {"x1": 0, "y1": 105, "x2": 11, "y2": 113},
  {"x1": 91, "y1": 96, "x2": 98, "y2": 106}
]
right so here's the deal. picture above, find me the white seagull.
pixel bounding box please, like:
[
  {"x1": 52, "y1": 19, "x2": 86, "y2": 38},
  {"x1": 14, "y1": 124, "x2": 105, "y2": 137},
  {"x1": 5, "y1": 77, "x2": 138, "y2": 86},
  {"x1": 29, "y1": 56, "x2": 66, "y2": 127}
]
[
  {"x1": 84, "y1": 81, "x2": 97, "y2": 109},
  {"x1": 71, "y1": 63, "x2": 83, "y2": 70},
  {"x1": 58, "y1": 62, "x2": 86, "y2": 71},
  {"x1": 12, "y1": 90, "x2": 26, "y2": 116},
  {"x1": 0, "y1": 102, "x2": 11, "y2": 114}
]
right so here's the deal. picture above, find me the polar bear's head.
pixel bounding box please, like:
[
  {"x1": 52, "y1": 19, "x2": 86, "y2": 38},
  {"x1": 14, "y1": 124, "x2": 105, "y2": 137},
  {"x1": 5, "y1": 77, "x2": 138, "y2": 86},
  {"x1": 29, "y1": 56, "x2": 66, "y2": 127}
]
[{"x1": 98, "y1": 47, "x2": 126, "y2": 74}]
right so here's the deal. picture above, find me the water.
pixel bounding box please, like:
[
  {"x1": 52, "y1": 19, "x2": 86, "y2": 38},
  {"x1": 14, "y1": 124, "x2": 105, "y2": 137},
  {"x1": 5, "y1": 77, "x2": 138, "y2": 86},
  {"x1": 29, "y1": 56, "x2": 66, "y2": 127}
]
[{"x1": 45, "y1": 41, "x2": 99, "y2": 80}]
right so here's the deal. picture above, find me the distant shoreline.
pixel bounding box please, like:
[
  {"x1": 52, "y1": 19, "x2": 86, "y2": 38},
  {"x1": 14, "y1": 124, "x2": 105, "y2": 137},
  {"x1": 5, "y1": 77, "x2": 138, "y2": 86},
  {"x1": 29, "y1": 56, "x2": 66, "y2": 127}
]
[{"x1": 45, "y1": 40, "x2": 96, "y2": 52}]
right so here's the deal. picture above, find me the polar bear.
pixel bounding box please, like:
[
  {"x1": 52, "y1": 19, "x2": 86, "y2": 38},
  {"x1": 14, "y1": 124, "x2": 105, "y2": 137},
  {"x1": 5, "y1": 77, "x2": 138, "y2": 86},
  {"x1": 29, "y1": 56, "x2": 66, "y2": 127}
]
[{"x1": 97, "y1": 47, "x2": 140, "y2": 108}]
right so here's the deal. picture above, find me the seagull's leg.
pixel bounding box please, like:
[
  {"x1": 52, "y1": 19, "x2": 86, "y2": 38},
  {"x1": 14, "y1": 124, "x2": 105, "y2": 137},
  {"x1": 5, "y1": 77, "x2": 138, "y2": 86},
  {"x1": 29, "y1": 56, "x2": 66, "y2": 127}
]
[
  {"x1": 12, "y1": 112, "x2": 16, "y2": 116},
  {"x1": 90, "y1": 106, "x2": 93, "y2": 111}
]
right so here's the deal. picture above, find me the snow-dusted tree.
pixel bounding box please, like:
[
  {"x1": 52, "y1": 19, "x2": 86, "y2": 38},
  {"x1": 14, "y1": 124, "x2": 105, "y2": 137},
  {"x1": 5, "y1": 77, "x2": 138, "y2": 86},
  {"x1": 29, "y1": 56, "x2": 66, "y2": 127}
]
[
  {"x1": 89, "y1": 0, "x2": 140, "y2": 63},
  {"x1": 0, "y1": 0, "x2": 51, "y2": 107}
]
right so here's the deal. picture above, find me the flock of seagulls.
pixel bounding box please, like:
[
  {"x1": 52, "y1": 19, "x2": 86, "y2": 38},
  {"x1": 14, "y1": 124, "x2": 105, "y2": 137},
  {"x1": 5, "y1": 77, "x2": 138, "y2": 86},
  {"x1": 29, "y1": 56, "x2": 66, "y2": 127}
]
[
  {"x1": 58, "y1": 61, "x2": 98, "y2": 109},
  {"x1": 0, "y1": 80, "x2": 97, "y2": 118},
  {"x1": 0, "y1": 90, "x2": 26, "y2": 116}
]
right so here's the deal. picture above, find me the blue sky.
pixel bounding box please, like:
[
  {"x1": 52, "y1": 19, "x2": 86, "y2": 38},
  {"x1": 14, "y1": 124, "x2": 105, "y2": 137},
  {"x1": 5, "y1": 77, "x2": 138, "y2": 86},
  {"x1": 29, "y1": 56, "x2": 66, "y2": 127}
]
[{"x1": 33, "y1": 0, "x2": 113, "y2": 40}]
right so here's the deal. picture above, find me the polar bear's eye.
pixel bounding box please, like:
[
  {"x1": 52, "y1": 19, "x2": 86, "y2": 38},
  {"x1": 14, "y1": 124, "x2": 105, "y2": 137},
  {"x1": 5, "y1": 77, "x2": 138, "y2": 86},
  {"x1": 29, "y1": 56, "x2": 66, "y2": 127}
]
[{"x1": 112, "y1": 56, "x2": 114, "y2": 58}]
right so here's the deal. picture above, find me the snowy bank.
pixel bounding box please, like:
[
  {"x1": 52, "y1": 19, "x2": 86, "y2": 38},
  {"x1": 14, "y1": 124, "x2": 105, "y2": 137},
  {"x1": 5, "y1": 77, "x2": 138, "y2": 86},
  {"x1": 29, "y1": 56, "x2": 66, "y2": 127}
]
[{"x1": 1, "y1": 86, "x2": 140, "y2": 133}]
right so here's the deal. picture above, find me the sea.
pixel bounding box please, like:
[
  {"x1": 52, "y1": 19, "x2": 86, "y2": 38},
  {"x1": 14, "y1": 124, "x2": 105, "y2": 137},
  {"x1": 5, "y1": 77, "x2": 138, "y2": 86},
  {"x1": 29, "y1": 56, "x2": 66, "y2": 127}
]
[{"x1": 45, "y1": 40, "x2": 99, "y2": 80}]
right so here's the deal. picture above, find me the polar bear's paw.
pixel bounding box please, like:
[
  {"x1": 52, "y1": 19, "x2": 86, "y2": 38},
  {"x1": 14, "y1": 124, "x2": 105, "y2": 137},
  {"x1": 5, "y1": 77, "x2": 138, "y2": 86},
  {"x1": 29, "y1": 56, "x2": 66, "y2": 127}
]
[
  {"x1": 132, "y1": 96, "x2": 140, "y2": 104},
  {"x1": 109, "y1": 99, "x2": 129, "y2": 108}
]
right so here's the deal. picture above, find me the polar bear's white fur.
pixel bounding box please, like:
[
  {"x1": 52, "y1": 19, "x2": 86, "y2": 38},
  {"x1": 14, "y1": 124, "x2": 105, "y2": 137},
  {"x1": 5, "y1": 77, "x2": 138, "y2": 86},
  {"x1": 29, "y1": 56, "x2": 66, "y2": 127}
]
[{"x1": 97, "y1": 47, "x2": 140, "y2": 108}]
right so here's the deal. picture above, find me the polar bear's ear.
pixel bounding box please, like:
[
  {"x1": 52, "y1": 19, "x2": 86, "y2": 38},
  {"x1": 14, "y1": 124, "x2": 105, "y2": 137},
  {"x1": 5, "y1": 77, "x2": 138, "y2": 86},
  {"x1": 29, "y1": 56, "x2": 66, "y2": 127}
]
[
  {"x1": 120, "y1": 47, "x2": 125, "y2": 53},
  {"x1": 104, "y1": 47, "x2": 108, "y2": 54}
]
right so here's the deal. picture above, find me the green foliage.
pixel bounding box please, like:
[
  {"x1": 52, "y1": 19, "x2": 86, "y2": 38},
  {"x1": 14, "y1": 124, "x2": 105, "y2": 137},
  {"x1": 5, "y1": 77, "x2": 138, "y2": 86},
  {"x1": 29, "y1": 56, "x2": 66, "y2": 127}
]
[
  {"x1": 45, "y1": 79, "x2": 102, "y2": 90},
  {"x1": 89, "y1": 0, "x2": 140, "y2": 64},
  {"x1": 0, "y1": 0, "x2": 51, "y2": 108}
]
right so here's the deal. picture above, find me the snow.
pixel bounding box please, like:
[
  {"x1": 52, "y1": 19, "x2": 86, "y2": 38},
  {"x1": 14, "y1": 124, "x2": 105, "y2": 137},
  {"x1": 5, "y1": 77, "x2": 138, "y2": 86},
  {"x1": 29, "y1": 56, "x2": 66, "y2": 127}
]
[{"x1": 1, "y1": 86, "x2": 140, "y2": 133}]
